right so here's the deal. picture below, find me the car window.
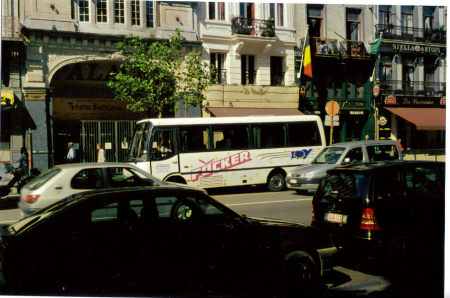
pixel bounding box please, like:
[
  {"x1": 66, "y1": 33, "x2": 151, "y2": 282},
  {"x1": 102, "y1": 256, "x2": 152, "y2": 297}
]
[
  {"x1": 26, "y1": 167, "x2": 61, "y2": 190},
  {"x1": 71, "y1": 168, "x2": 104, "y2": 189},
  {"x1": 404, "y1": 165, "x2": 441, "y2": 196},
  {"x1": 108, "y1": 167, "x2": 152, "y2": 187},
  {"x1": 91, "y1": 202, "x2": 119, "y2": 222},
  {"x1": 373, "y1": 167, "x2": 403, "y2": 202},
  {"x1": 318, "y1": 173, "x2": 370, "y2": 199},
  {"x1": 313, "y1": 147, "x2": 346, "y2": 164},
  {"x1": 344, "y1": 147, "x2": 363, "y2": 164},
  {"x1": 155, "y1": 196, "x2": 178, "y2": 218},
  {"x1": 366, "y1": 145, "x2": 399, "y2": 162}
]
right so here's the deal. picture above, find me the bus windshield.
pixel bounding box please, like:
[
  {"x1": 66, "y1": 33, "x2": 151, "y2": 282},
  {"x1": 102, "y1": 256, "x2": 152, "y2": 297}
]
[{"x1": 128, "y1": 122, "x2": 152, "y2": 162}]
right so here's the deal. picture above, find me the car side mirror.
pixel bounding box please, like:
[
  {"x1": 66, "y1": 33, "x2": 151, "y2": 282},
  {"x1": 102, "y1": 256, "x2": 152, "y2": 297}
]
[{"x1": 343, "y1": 157, "x2": 351, "y2": 164}]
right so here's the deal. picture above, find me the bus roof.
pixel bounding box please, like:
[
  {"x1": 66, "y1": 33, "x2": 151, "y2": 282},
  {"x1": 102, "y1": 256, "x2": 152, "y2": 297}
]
[{"x1": 136, "y1": 115, "x2": 322, "y2": 126}]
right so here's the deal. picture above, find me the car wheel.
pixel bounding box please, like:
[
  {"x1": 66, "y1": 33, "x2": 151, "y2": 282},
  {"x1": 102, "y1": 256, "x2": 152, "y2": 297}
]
[
  {"x1": 267, "y1": 172, "x2": 285, "y2": 192},
  {"x1": 280, "y1": 250, "x2": 319, "y2": 295}
]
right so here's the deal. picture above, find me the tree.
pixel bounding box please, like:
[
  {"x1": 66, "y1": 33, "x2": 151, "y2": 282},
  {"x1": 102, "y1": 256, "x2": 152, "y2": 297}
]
[{"x1": 107, "y1": 29, "x2": 212, "y2": 117}]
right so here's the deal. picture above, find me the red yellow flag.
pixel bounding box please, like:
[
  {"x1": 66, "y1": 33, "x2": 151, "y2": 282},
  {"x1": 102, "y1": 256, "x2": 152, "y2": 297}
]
[{"x1": 303, "y1": 36, "x2": 313, "y2": 78}]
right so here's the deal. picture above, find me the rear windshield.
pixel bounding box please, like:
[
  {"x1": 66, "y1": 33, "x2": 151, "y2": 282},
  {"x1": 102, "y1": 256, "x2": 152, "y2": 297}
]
[
  {"x1": 313, "y1": 147, "x2": 346, "y2": 164},
  {"x1": 317, "y1": 173, "x2": 370, "y2": 199},
  {"x1": 25, "y1": 167, "x2": 61, "y2": 190},
  {"x1": 366, "y1": 145, "x2": 400, "y2": 162}
]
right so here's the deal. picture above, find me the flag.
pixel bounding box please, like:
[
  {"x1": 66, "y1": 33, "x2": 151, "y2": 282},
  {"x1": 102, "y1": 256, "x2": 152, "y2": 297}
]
[
  {"x1": 370, "y1": 36, "x2": 382, "y2": 57},
  {"x1": 303, "y1": 35, "x2": 313, "y2": 78}
]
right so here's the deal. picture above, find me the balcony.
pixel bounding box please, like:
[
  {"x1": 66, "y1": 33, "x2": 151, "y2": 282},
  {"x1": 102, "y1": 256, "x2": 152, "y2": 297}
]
[
  {"x1": 375, "y1": 24, "x2": 446, "y2": 44},
  {"x1": 211, "y1": 69, "x2": 227, "y2": 84},
  {"x1": 379, "y1": 80, "x2": 446, "y2": 96},
  {"x1": 340, "y1": 40, "x2": 370, "y2": 58},
  {"x1": 311, "y1": 37, "x2": 340, "y2": 55},
  {"x1": 232, "y1": 17, "x2": 275, "y2": 38},
  {"x1": 304, "y1": 37, "x2": 370, "y2": 58}
]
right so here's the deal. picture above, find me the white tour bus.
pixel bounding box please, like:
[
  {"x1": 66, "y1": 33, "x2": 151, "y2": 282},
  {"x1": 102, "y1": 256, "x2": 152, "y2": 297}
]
[{"x1": 127, "y1": 115, "x2": 325, "y2": 191}]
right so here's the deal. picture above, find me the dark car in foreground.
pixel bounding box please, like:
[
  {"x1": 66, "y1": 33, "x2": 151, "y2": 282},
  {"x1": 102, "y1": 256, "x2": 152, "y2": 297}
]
[
  {"x1": 1, "y1": 185, "x2": 336, "y2": 296},
  {"x1": 312, "y1": 161, "x2": 444, "y2": 276}
]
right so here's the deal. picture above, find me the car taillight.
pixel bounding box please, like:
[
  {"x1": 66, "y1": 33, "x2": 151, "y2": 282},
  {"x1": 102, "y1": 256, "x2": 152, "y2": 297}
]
[
  {"x1": 311, "y1": 203, "x2": 316, "y2": 222},
  {"x1": 360, "y1": 208, "x2": 380, "y2": 231},
  {"x1": 24, "y1": 195, "x2": 40, "y2": 204}
]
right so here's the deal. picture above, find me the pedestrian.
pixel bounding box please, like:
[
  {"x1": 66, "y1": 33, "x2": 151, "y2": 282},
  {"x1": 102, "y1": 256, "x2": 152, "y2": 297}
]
[
  {"x1": 365, "y1": 135, "x2": 369, "y2": 141},
  {"x1": 97, "y1": 143, "x2": 105, "y2": 162},
  {"x1": 397, "y1": 138, "x2": 404, "y2": 151},
  {"x1": 67, "y1": 142, "x2": 76, "y2": 163},
  {"x1": 19, "y1": 147, "x2": 29, "y2": 177}
]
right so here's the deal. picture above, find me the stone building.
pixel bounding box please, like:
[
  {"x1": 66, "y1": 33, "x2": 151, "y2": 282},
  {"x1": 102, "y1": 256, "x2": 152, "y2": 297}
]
[
  {"x1": 372, "y1": 5, "x2": 446, "y2": 150},
  {"x1": 294, "y1": 4, "x2": 377, "y2": 144}
]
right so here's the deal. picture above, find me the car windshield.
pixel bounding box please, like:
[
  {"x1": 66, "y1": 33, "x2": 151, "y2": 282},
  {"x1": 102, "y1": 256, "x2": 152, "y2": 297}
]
[
  {"x1": 313, "y1": 147, "x2": 346, "y2": 164},
  {"x1": 317, "y1": 173, "x2": 370, "y2": 199},
  {"x1": 25, "y1": 167, "x2": 61, "y2": 190}
]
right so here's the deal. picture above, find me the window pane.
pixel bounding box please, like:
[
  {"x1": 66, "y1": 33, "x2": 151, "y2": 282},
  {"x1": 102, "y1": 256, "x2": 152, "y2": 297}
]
[
  {"x1": 288, "y1": 122, "x2": 322, "y2": 147},
  {"x1": 114, "y1": 0, "x2": 125, "y2": 23},
  {"x1": 252, "y1": 123, "x2": 285, "y2": 148},
  {"x1": 79, "y1": 0, "x2": 89, "y2": 22},
  {"x1": 146, "y1": 1, "x2": 154, "y2": 27},
  {"x1": 97, "y1": 0, "x2": 107, "y2": 23},
  {"x1": 212, "y1": 124, "x2": 250, "y2": 150},
  {"x1": 366, "y1": 145, "x2": 400, "y2": 162},
  {"x1": 180, "y1": 126, "x2": 210, "y2": 152},
  {"x1": 71, "y1": 168, "x2": 104, "y2": 189},
  {"x1": 151, "y1": 129, "x2": 176, "y2": 160},
  {"x1": 91, "y1": 202, "x2": 118, "y2": 222},
  {"x1": 208, "y1": 2, "x2": 215, "y2": 20},
  {"x1": 155, "y1": 196, "x2": 178, "y2": 218},
  {"x1": 132, "y1": 0, "x2": 141, "y2": 26}
]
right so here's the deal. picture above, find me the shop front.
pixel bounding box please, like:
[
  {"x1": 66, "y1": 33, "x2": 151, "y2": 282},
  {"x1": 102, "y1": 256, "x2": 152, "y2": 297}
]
[{"x1": 50, "y1": 62, "x2": 146, "y2": 164}]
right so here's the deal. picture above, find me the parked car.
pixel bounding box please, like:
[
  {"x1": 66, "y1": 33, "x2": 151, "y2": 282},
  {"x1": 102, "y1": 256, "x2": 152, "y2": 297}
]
[
  {"x1": 2, "y1": 185, "x2": 337, "y2": 296},
  {"x1": 312, "y1": 161, "x2": 444, "y2": 276},
  {"x1": 19, "y1": 162, "x2": 164, "y2": 217},
  {"x1": 286, "y1": 140, "x2": 403, "y2": 193}
]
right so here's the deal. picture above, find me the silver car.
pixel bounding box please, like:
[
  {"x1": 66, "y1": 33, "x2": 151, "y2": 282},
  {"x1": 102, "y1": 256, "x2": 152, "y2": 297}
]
[
  {"x1": 19, "y1": 162, "x2": 164, "y2": 217},
  {"x1": 286, "y1": 140, "x2": 403, "y2": 194}
]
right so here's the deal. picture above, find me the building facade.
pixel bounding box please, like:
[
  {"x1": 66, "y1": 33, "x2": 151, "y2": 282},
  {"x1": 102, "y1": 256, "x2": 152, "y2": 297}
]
[
  {"x1": 1, "y1": 0, "x2": 201, "y2": 174},
  {"x1": 372, "y1": 5, "x2": 446, "y2": 150},
  {"x1": 294, "y1": 4, "x2": 377, "y2": 144}
]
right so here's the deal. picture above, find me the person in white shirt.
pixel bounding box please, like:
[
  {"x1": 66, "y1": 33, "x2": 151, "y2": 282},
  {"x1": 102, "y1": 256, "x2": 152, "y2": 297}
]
[
  {"x1": 67, "y1": 142, "x2": 76, "y2": 163},
  {"x1": 97, "y1": 143, "x2": 106, "y2": 163}
]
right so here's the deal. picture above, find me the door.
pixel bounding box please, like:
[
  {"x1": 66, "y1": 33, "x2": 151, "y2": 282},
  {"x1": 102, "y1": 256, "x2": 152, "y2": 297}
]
[{"x1": 149, "y1": 127, "x2": 179, "y2": 180}]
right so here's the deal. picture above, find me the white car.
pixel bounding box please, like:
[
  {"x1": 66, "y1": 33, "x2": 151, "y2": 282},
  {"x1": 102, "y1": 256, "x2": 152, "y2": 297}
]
[{"x1": 19, "y1": 162, "x2": 164, "y2": 217}]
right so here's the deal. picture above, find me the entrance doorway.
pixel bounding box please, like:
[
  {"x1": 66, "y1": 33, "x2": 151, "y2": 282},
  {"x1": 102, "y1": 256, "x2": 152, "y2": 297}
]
[{"x1": 54, "y1": 120, "x2": 135, "y2": 164}]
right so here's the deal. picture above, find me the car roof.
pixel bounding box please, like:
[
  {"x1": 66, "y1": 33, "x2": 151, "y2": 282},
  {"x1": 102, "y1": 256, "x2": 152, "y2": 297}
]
[
  {"x1": 327, "y1": 160, "x2": 444, "y2": 174},
  {"x1": 327, "y1": 139, "x2": 398, "y2": 148},
  {"x1": 52, "y1": 162, "x2": 139, "y2": 170}
]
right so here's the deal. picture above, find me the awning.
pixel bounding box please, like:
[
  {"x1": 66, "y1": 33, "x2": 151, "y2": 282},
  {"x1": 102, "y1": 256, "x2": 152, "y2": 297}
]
[
  {"x1": 206, "y1": 107, "x2": 303, "y2": 117},
  {"x1": 384, "y1": 107, "x2": 446, "y2": 130}
]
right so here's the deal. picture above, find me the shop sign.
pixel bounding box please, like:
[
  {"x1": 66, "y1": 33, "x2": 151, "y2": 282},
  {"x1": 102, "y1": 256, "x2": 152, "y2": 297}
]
[
  {"x1": 378, "y1": 116, "x2": 388, "y2": 126},
  {"x1": 440, "y1": 97, "x2": 446, "y2": 106},
  {"x1": 385, "y1": 96, "x2": 397, "y2": 105},
  {"x1": 53, "y1": 97, "x2": 142, "y2": 121},
  {"x1": 1, "y1": 90, "x2": 14, "y2": 106},
  {"x1": 392, "y1": 43, "x2": 442, "y2": 55}
]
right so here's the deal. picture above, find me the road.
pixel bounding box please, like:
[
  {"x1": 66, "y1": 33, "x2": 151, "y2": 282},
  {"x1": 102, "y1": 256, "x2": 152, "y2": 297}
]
[{"x1": 0, "y1": 189, "x2": 443, "y2": 297}]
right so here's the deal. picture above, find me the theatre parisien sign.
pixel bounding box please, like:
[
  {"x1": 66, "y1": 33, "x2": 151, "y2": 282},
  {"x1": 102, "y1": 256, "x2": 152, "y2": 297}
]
[{"x1": 392, "y1": 43, "x2": 443, "y2": 55}]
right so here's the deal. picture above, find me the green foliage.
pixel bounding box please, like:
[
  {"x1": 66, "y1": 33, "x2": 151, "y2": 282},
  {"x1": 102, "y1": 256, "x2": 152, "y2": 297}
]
[{"x1": 107, "y1": 29, "x2": 212, "y2": 117}]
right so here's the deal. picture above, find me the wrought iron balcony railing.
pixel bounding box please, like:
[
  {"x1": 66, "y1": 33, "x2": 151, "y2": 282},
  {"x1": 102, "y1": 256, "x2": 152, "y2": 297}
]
[
  {"x1": 311, "y1": 37, "x2": 340, "y2": 55},
  {"x1": 271, "y1": 72, "x2": 285, "y2": 86},
  {"x1": 211, "y1": 69, "x2": 227, "y2": 84},
  {"x1": 232, "y1": 17, "x2": 275, "y2": 37},
  {"x1": 340, "y1": 40, "x2": 370, "y2": 57},
  {"x1": 241, "y1": 70, "x2": 256, "y2": 85},
  {"x1": 304, "y1": 37, "x2": 370, "y2": 58},
  {"x1": 379, "y1": 80, "x2": 446, "y2": 96},
  {"x1": 375, "y1": 24, "x2": 446, "y2": 44}
]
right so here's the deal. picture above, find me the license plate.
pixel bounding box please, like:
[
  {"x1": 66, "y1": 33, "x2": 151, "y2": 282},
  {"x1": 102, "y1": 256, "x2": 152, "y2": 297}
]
[{"x1": 325, "y1": 212, "x2": 347, "y2": 224}]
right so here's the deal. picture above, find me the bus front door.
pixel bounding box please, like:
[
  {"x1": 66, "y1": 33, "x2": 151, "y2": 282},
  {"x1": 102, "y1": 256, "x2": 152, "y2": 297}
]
[{"x1": 149, "y1": 128, "x2": 179, "y2": 181}]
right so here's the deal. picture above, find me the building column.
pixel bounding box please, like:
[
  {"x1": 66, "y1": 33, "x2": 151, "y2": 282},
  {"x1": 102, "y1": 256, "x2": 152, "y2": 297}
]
[{"x1": 24, "y1": 88, "x2": 54, "y2": 171}]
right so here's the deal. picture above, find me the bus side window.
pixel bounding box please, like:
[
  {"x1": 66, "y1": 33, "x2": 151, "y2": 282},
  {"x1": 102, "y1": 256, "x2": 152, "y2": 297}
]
[
  {"x1": 288, "y1": 122, "x2": 322, "y2": 147},
  {"x1": 180, "y1": 126, "x2": 210, "y2": 153},
  {"x1": 212, "y1": 124, "x2": 249, "y2": 150},
  {"x1": 252, "y1": 123, "x2": 285, "y2": 148},
  {"x1": 151, "y1": 129, "x2": 176, "y2": 160}
]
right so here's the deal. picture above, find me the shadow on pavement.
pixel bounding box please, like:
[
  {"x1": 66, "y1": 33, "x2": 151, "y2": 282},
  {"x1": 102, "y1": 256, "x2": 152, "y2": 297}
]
[{"x1": 0, "y1": 196, "x2": 19, "y2": 210}]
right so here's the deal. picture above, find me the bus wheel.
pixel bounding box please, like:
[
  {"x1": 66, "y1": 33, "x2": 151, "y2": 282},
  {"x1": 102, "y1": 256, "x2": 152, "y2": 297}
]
[{"x1": 267, "y1": 172, "x2": 285, "y2": 192}]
